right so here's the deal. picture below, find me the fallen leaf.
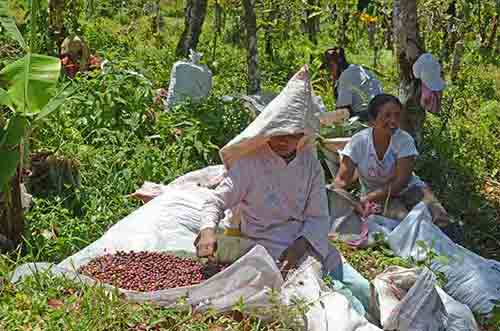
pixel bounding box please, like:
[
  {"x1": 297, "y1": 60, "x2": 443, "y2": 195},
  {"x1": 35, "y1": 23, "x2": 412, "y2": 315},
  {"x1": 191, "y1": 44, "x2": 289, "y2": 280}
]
[{"x1": 47, "y1": 298, "x2": 64, "y2": 309}]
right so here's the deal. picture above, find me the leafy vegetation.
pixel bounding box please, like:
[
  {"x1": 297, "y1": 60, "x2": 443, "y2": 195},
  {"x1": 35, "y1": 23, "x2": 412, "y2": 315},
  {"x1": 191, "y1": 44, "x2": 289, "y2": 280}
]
[{"x1": 1, "y1": 0, "x2": 499, "y2": 329}]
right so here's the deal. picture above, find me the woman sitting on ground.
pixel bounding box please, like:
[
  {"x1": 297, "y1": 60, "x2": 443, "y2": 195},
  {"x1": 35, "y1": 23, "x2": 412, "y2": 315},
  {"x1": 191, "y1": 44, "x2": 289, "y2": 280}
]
[
  {"x1": 334, "y1": 94, "x2": 450, "y2": 227},
  {"x1": 195, "y1": 66, "x2": 342, "y2": 280}
]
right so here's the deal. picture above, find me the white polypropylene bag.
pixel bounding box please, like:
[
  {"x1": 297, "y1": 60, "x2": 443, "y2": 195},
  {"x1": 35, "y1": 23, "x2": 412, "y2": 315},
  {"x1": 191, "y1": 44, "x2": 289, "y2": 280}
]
[
  {"x1": 11, "y1": 184, "x2": 284, "y2": 310},
  {"x1": 370, "y1": 266, "x2": 478, "y2": 331},
  {"x1": 58, "y1": 187, "x2": 210, "y2": 269},
  {"x1": 281, "y1": 256, "x2": 382, "y2": 331},
  {"x1": 388, "y1": 202, "x2": 500, "y2": 315},
  {"x1": 12, "y1": 245, "x2": 282, "y2": 311},
  {"x1": 165, "y1": 50, "x2": 212, "y2": 109},
  {"x1": 219, "y1": 65, "x2": 320, "y2": 169},
  {"x1": 373, "y1": 267, "x2": 447, "y2": 330}
]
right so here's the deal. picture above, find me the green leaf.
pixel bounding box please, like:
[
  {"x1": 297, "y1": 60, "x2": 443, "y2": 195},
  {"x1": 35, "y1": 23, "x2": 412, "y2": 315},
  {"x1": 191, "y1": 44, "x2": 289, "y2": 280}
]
[
  {"x1": 0, "y1": 1, "x2": 27, "y2": 50},
  {"x1": 0, "y1": 53, "x2": 61, "y2": 114},
  {"x1": 434, "y1": 255, "x2": 450, "y2": 265},
  {"x1": 379, "y1": 245, "x2": 395, "y2": 256},
  {"x1": 34, "y1": 83, "x2": 75, "y2": 122},
  {"x1": 416, "y1": 240, "x2": 428, "y2": 250},
  {"x1": 0, "y1": 149, "x2": 20, "y2": 193},
  {"x1": 0, "y1": 87, "x2": 12, "y2": 107},
  {"x1": 307, "y1": 11, "x2": 323, "y2": 19},
  {"x1": 0, "y1": 115, "x2": 27, "y2": 146}
]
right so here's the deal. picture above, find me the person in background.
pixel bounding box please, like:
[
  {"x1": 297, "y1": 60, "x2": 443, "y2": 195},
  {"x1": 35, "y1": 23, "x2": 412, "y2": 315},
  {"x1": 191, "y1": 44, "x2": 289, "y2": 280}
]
[
  {"x1": 60, "y1": 36, "x2": 101, "y2": 78},
  {"x1": 400, "y1": 53, "x2": 446, "y2": 148},
  {"x1": 322, "y1": 47, "x2": 384, "y2": 123}
]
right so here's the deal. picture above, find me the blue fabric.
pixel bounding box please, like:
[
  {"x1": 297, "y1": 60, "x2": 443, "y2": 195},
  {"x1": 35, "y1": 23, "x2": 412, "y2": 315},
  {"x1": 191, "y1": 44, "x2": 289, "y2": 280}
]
[
  {"x1": 324, "y1": 261, "x2": 369, "y2": 316},
  {"x1": 340, "y1": 261, "x2": 371, "y2": 312},
  {"x1": 325, "y1": 261, "x2": 344, "y2": 281}
]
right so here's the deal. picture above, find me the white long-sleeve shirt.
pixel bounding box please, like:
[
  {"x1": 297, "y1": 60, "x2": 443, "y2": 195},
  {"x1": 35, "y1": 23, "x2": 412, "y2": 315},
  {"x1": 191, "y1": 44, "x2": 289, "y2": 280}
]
[{"x1": 200, "y1": 144, "x2": 335, "y2": 264}]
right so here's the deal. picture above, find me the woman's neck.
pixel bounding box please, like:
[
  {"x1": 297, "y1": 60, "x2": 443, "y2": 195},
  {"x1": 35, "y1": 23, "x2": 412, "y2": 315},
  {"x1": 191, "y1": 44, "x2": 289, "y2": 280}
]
[{"x1": 372, "y1": 127, "x2": 392, "y2": 160}]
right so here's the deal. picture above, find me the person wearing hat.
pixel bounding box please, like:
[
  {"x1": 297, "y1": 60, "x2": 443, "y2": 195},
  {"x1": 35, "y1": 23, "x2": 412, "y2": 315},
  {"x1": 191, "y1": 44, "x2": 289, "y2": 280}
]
[
  {"x1": 400, "y1": 53, "x2": 446, "y2": 147},
  {"x1": 321, "y1": 47, "x2": 384, "y2": 124}
]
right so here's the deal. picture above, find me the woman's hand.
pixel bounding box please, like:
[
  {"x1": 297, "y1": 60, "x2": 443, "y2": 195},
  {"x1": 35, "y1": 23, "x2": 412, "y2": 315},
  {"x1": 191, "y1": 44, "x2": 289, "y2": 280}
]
[
  {"x1": 428, "y1": 202, "x2": 449, "y2": 227},
  {"x1": 278, "y1": 237, "x2": 309, "y2": 278},
  {"x1": 355, "y1": 196, "x2": 382, "y2": 218},
  {"x1": 195, "y1": 228, "x2": 217, "y2": 260}
]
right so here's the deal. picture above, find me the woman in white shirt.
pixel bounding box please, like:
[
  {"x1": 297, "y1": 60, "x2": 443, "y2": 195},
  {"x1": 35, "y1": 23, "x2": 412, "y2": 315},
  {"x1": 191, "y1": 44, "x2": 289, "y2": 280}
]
[
  {"x1": 334, "y1": 94, "x2": 449, "y2": 226},
  {"x1": 322, "y1": 47, "x2": 383, "y2": 122}
]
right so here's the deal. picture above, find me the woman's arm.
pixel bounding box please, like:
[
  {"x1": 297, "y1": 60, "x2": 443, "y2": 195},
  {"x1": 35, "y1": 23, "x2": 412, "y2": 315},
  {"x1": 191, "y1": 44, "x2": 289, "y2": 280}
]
[
  {"x1": 363, "y1": 156, "x2": 416, "y2": 203},
  {"x1": 196, "y1": 162, "x2": 248, "y2": 258},
  {"x1": 334, "y1": 155, "x2": 357, "y2": 190}
]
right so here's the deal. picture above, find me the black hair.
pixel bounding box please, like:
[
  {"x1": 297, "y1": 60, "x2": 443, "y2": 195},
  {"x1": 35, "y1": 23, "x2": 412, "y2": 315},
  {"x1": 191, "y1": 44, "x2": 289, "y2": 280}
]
[
  {"x1": 322, "y1": 47, "x2": 350, "y2": 98},
  {"x1": 323, "y1": 47, "x2": 349, "y2": 77},
  {"x1": 367, "y1": 94, "x2": 403, "y2": 121}
]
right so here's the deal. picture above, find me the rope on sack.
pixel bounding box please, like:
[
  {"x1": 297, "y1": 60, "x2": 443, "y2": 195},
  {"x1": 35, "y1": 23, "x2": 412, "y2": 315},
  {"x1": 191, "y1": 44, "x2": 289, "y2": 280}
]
[{"x1": 383, "y1": 184, "x2": 392, "y2": 217}]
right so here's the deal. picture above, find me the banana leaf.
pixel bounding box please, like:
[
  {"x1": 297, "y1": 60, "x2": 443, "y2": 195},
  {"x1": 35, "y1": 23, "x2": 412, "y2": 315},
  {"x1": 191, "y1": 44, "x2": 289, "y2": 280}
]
[
  {"x1": 0, "y1": 149, "x2": 20, "y2": 193},
  {"x1": 0, "y1": 53, "x2": 61, "y2": 114},
  {"x1": 0, "y1": 115, "x2": 27, "y2": 146}
]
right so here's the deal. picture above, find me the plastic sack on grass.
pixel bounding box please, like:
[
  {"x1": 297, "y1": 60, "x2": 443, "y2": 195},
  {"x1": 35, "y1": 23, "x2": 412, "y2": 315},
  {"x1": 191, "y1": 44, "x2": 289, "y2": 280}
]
[
  {"x1": 281, "y1": 256, "x2": 381, "y2": 331},
  {"x1": 131, "y1": 165, "x2": 225, "y2": 202},
  {"x1": 240, "y1": 92, "x2": 278, "y2": 116},
  {"x1": 168, "y1": 165, "x2": 226, "y2": 189},
  {"x1": 13, "y1": 245, "x2": 282, "y2": 310},
  {"x1": 11, "y1": 185, "x2": 284, "y2": 310},
  {"x1": 165, "y1": 50, "x2": 212, "y2": 110},
  {"x1": 387, "y1": 202, "x2": 500, "y2": 315},
  {"x1": 370, "y1": 266, "x2": 478, "y2": 331}
]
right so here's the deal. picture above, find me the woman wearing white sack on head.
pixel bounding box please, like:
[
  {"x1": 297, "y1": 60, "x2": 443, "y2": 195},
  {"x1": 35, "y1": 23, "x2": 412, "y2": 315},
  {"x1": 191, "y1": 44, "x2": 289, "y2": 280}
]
[
  {"x1": 400, "y1": 53, "x2": 446, "y2": 148},
  {"x1": 194, "y1": 65, "x2": 344, "y2": 281}
]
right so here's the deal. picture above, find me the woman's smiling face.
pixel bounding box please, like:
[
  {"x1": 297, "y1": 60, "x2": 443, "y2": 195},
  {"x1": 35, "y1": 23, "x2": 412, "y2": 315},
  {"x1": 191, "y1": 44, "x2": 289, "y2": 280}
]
[{"x1": 372, "y1": 101, "x2": 402, "y2": 135}]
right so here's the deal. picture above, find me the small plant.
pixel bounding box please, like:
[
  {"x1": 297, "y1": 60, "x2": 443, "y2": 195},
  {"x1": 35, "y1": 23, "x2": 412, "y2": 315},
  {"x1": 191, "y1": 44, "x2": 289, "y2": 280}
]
[{"x1": 413, "y1": 240, "x2": 456, "y2": 287}]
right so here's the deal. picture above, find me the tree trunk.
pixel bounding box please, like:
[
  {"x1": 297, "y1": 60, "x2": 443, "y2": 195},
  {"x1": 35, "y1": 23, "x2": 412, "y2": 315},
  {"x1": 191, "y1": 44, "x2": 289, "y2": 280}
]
[
  {"x1": 450, "y1": 40, "x2": 464, "y2": 82},
  {"x1": 0, "y1": 170, "x2": 24, "y2": 252},
  {"x1": 486, "y1": 14, "x2": 498, "y2": 49},
  {"x1": 440, "y1": 1, "x2": 457, "y2": 61},
  {"x1": 339, "y1": 9, "x2": 350, "y2": 47},
  {"x1": 48, "y1": 0, "x2": 66, "y2": 46},
  {"x1": 305, "y1": 0, "x2": 319, "y2": 45},
  {"x1": 383, "y1": 14, "x2": 393, "y2": 51},
  {"x1": 242, "y1": 0, "x2": 260, "y2": 95},
  {"x1": 212, "y1": 0, "x2": 223, "y2": 61},
  {"x1": 176, "y1": 0, "x2": 208, "y2": 58},
  {"x1": 86, "y1": 0, "x2": 94, "y2": 18},
  {"x1": 264, "y1": 6, "x2": 276, "y2": 60},
  {"x1": 154, "y1": 0, "x2": 161, "y2": 34},
  {"x1": 394, "y1": 0, "x2": 425, "y2": 147}
]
